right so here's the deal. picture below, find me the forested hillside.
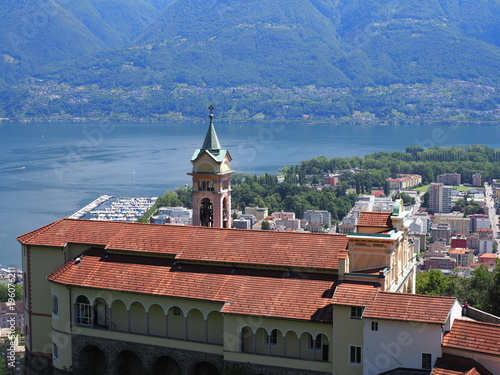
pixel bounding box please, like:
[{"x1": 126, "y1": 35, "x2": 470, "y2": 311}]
[
  {"x1": 0, "y1": 0, "x2": 172, "y2": 85},
  {"x1": 40, "y1": 0, "x2": 500, "y2": 88}
]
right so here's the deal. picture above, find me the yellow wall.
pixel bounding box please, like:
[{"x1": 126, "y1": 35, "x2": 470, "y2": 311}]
[
  {"x1": 332, "y1": 305, "x2": 364, "y2": 375},
  {"x1": 25, "y1": 245, "x2": 68, "y2": 355}
]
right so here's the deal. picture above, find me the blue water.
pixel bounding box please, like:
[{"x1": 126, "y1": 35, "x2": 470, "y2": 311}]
[{"x1": 1, "y1": 121, "x2": 500, "y2": 268}]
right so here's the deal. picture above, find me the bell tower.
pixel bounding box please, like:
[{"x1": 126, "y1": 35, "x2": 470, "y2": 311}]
[{"x1": 189, "y1": 106, "x2": 233, "y2": 228}]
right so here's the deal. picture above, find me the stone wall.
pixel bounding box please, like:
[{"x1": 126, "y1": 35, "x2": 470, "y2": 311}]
[{"x1": 65, "y1": 333, "x2": 330, "y2": 375}]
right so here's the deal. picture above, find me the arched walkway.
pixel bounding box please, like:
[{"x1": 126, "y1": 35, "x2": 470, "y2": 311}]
[
  {"x1": 111, "y1": 300, "x2": 128, "y2": 332},
  {"x1": 78, "y1": 345, "x2": 106, "y2": 375},
  {"x1": 207, "y1": 311, "x2": 223, "y2": 345},
  {"x1": 149, "y1": 304, "x2": 166, "y2": 337},
  {"x1": 193, "y1": 361, "x2": 219, "y2": 375},
  {"x1": 116, "y1": 350, "x2": 143, "y2": 375},
  {"x1": 130, "y1": 302, "x2": 147, "y2": 334},
  {"x1": 187, "y1": 309, "x2": 205, "y2": 342},
  {"x1": 153, "y1": 356, "x2": 181, "y2": 375}
]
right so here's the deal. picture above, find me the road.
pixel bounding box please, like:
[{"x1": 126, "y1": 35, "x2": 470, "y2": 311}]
[{"x1": 484, "y1": 183, "x2": 500, "y2": 243}]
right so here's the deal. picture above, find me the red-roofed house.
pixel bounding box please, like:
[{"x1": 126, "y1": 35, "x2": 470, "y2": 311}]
[{"x1": 479, "y1": 253, "x2": 499, "y2": 267}]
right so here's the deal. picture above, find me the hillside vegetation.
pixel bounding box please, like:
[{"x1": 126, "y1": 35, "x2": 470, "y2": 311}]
[{"x1": 39, "y1": 0, "x2": 500, "y2": 88}]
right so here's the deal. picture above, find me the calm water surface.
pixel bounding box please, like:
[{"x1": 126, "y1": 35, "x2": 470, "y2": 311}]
[{"x1": 1, "y1": 121, "x2": 500, "y2": 267}]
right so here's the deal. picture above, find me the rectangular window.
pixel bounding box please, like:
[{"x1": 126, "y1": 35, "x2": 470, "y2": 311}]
[
  {"x1": 53, "y1": 343, "x2": 59, "y2": 361},
  {"x1": 52, "y1": 295, "x2": 59, "y2": 316},
  {"x1": 422, "y1": 353, "x2": 432, "y2": 369},
  {"x1": 265, "y1": 329, "x2": 278, "y2": 346},
  {"x1": 350, "y1": 306, "x2": 363, "y2": 319},
  {"x1": 76, "y1": 302, "x2": 91, "y2": 325},
  {"x1": 350, "y1": 345, "x2": 362, "y2": 364},
  {"x1": 371, "y1": 321, "x2": 378, "y2": 331},
  {"x1": 172, "y1": 306, "x2": 181, "y2": 316}
]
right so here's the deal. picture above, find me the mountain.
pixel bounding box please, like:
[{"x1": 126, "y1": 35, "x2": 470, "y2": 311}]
[
  {"x1": 0, "y1": 0, "x2": 172, "y2": 84},
  {"x1": 3, "y1": 0, "x2": 500, "y2": 88}
]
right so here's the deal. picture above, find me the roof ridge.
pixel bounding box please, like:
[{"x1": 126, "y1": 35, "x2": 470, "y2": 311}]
[{"x1": 454, "y1": 318, "x2": 500, "y2": 328}]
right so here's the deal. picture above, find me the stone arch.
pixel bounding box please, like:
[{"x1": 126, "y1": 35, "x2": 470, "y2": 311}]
[
  {"x1": 93, "y1": 297, "x2": 109, "y2": 328},
  {"x1": 111, "y1": 299, "x2": 128, "y2": 332},
  {"x1": 299, "y1": 332, "x2": 315, "y2": 360},
  {"x1": 116, "y1": 350, "x2": 143, "y2": 375},
  {"x1": 222, "y1": 197, "x2": 229, "y2": 228},
  {"x1": 75, "y1": 295, "x2": 92, "y2": 326},
  {"x1": 78, "y1": 345, "x2": 107, "y2": 375},
  {"x1": 200, "y1": 198, "x2": 214, "y2": 227},
  {"x1": 167, "y1": 306, "x2": 186, "y2": 340},
  {"x1": 153, "y1": 356, "x2": 181, "y2": 375},
  {"x1": 73, "y1": 293, "x2": 91, "y2": 305},
  {"x1": 207, "y1": 311, "x2": 223, "y2": 345},
  {"x1": 193, "y1": 361, "x2": 219, "y2": 375},
  {"x1": 284, "y1": 330, "x2": 299, "y2": 358},
  {"x1": 316, "y1": 333, "x2": 330, "y2": 362},
  {"x1": 130, "y1": 301, "x2": 147, "y2": 334},
  {"x1": 241, "y1": 326, "x2": 255, "y2": 353},
  {"x1": 254, "y1": 327, "x2": 268, "y2": 355},
  {"x1": 149, "y1": 304, "x2": 166, "y2": 337},
  {"x1": 187, "y1": 308, "x2": 205, "y2": 342}
]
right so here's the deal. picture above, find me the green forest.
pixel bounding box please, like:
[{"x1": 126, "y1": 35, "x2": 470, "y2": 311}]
[{"x1": 417, "y1": 266, "x2": 500, "y2": 316}]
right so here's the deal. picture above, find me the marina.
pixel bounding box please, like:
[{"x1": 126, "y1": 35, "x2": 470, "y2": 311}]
[
  {"x1": 68, "y1": 195, "x2": 114, "y2": 219},
  {"x1": 88, "y1": 197, "x2": 157, "y2": 222}
]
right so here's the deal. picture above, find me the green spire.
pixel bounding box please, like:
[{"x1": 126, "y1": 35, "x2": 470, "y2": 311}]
[{"x1": 201, "y1": 106, "x2": 221, "y2": 151}]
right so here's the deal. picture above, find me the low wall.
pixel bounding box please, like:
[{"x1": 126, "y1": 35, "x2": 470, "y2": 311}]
[{"x1": 465, "y1": 306, "x2": 500, "y2": 324}]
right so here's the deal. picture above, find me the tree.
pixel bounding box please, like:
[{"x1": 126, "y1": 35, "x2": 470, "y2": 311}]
[
  {"x1": 261, "y1": 220, "x2": 270, "y2": 230},
  {"x1": 400, "y1": 192, "x2": 415, "y2": 206},
  {"x1": 0, "y1": 284, "x2": 23, "y2": 302}
]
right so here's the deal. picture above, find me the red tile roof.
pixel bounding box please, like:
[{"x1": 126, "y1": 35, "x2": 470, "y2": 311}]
[
  {"x1": 432, "y1": 354, "x2": 493, "y2": 375},
  {"x1": 443, "y1": 319, "x2": 500, "y2": 357},
  {"x1": 363, "y1": 292, "x2": 457, "y2": 324},
  {"x1": 47, "y1": 248, "x2": 336, "y2": 322},
  {"x1": 331, "y1": 282, "x2": 379, "y2": 307},
  {"x1": 357, "y1": 212, "x2": 393, "y2": 228},
  {"x1": 18, "y1": 218, "x2": 348, "y2": 270}
]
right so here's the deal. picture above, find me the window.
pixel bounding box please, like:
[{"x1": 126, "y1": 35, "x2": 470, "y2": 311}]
[
  {"x1": 308, "y1": 333, "x2": 322, "y2": 349},
  {"x1": 422, "y1": 353, "x2": 432, "y2": 369},
  {"x1": 371, "y1": 321, "x2": 378, "y2": 331},
  {"x1": 265, "y1": 329, "x2": 278, "y2": 346},
  {"x1": 350, "y1": 345, "x2": 362, "y2": 364},
  {"x1": 350, "y1": 306, "x2": 363, "y2": 319},
  {"x1": 75, "y1": 295, "x2": 91, "y2": 325},
  {"x1": 52, "y1": 295, "x2": 59, "y2": 316},
  {"x1": 53, "y1": 343, "x2": 59, "y2": 361},
  {"x1": 172, "y1": 306, "x2": 181, "y2": 316}
]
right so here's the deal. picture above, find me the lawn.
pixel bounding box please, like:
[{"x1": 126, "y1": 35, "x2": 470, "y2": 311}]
[{"x1": 413, "y1": 185, "x2": 471, "y2": 192}]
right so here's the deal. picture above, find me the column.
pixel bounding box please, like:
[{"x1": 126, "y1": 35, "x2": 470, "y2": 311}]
[
  {"x1": 109, "y1": 307, "x2": 113, "y2": 331},
  {"x1": 127, "y1": 309, "x2": 131, "y2": 333},
  {"x1": 165, "y1": 314, "x2": 169, "y2": 339}
]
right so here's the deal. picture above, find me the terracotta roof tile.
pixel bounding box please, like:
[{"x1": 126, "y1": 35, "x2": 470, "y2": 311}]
[
  {"x1": 357, "y1": 212, "x2": 392, "y2": 228},
  {"x1": 18, "y1": 219, "x2": 348, "y2": 270},
  {"x1": 47, "y1": 249, "x2": 336, "y2": 322},
  {"x1": 432, "y1": 354, "x2": 493, "y2": 375},
  {"x1": 443, "y1": 319, "x2": 500, "y2": 357},
  {"x1": 331, "y1": 282, "x2": 379, "y2": 307},
  {"x1": 363, "y1": 292, "x2": 456, "y2": 324}
]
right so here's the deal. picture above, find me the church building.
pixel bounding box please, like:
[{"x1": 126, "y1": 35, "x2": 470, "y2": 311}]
[{"x1": 19, "y1": 111, "x2": 500, "y2": 375}]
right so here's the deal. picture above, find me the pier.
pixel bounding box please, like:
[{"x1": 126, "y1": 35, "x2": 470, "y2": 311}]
[{"x1": 68, "y1": 195, "x2": 114, "y2": 219}]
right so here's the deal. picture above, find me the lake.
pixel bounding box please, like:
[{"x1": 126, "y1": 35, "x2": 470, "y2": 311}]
[{"x1": 2, "y1": 121, "x2": 500, "y2": 268}]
